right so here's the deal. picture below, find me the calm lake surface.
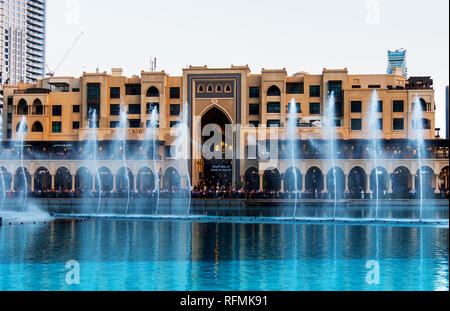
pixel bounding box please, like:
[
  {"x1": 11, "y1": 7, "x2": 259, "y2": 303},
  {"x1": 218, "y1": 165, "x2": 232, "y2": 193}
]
[{"x1": 0, "y1": 218, "x2": 448, "y2": 291}]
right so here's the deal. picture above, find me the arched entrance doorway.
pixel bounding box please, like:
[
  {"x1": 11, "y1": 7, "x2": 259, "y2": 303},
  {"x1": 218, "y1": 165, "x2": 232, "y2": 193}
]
[
  {"x1": 75, "y1": 167, "x2": 93, "y2": 193},
  {"x1": 284, "y1": 167, "x2": 302, "y2": 192},
  {"x1": 116, "y1": 167, "x2": 134, "y2": 193},
  {"x1": 370, "y1": 167, "x2": 389, "y2": 197},
  {"x1": 348, "y1": 167, "x2": 367, "y2": 197},
  {"x1": 164, "y1": 167, "x2": 180, "y2": 190},
  {"x1": 55, "y1": 167, "x2": 72, "y2": 191},
  {"x1": 263, "y1": 168, "x2": 281, "y2": 192},
  {"x1": 327, "y1": 167, "x2": 345, "y2": 198},
  {"x1": 96, "y1": 167, "x2": 113, "y2": 192},
  {"x1": 244, "y1": 167, "x2": 260, "y2": 191},
  {"x1": 137, "y1": 167, "x2": 155, "y2": 193},
  {"x1": 0, "y1": 167, "x2": 12, "y2": 193},
  {"x1": 439, "y1": 166, "x2": 449, "y2": 191},
  {"x1": 34, "y1": 167, "x2": 51, "y2": 191},
  {"x1": 305, "y1": 167, "x2": 324, "y2": 195},
  {"x1": 415, "y1": 166, "x2": 434, "y2": 197},
  {"x1": 392, "y1": 166, "x2": 412, "y2": 198},
  {"x1": 200, "y1": 107, "x2": 232, "y2": 188},
  {"x1": 14, "y1": 167, "x2": 31, "y2": 192}
]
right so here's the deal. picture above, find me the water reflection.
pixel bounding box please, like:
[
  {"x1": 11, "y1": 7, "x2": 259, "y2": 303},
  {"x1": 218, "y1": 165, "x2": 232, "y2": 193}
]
[{"x1": 0, "y1": 220, "x2": 448, "y2": 291}]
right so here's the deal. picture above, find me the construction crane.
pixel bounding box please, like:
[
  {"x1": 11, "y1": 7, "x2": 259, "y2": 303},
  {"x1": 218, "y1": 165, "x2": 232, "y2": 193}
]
[{"x1": 46, "y1": 31, "x2": 84, "y2": 77}]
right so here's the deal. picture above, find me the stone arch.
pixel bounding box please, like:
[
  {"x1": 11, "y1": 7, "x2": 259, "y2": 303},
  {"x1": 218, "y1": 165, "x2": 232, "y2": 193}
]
[
  {"x1": 0, "y1": 167, "x2": 12, "y2": 192},
  {"x1": 163, "y1": 167, "x2": 180, "y2": 190},
  {"x1": 75, "y1": 167, "x2": 93, "y2": 193},
  {"x1": 14, "y1": 167, "x2": 31, "y2": 192},
  {"x1": 146, "y1": 86, "x2": 160, "y2": 97},
  {"x1": 32, "y1": 98, "x2": 43, "y2": 115},
  {"x1": 34, "y1": 167, "x2": 51, "y2": 191},
  {"x1": 244, "y1": 167, "x2": 260, "y2": 191},
  {"x1": 392, "y1": 166, "x2": 412, "y2": 197},
  {"x1": 327, "y1": 166, "x2": 345, "y2": 196},
  {"x1": 17, "y1": 99, "x2": 28, "y2": 115},
  {"x1": 284, "y1": 167, "x2": 302, "y2": 192},
  {"x1": 305, "y1": 166, "x2": 324, "y2": 193},
  {"x1": 263, "y1": 168, "x2": 281, "y2": 192},
  {"x1": 55, "y1": 167, "x2": 72, "y2": 191},
  {"x1": 348, "y1": 166, "x2": 367, "y2": 194},
  {"x1": 439, "y1": 166, "x2": 449, "y2": 191},
  {"x1": 96, "y1": 167, "x2": 113, "y2": 192},
  {"x1": 198, "y1": 103, "x2": 234, "y2": 125},
  {"x1": 267, "y1": 85, "x2": 281, "y2": 96},
  {"x1": 32, "y1": 121, "x2": 43, "y2": 132},
  {"x1": 137, "y1": 167, "x2": 155, "y2": 192},
  {"x1": 116, "y1": 167, "x2": 134, "y2": 192},
  {"x1": 370, "y1": 167, "x2": 389, "y2": 195},
  {"x1": 16, "y1": 121, "x2": 28, "y2": 133},
  {"x1": 415, "y1": 166, "x2": 434, "y2": 196}
]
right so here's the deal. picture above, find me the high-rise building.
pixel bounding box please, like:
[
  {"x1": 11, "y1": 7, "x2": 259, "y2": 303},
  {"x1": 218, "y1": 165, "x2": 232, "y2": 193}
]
[
  {"x1": 387, "y1": 49, "x2": 407, "y2": 77},
  {"x1": 0, "y1": 0, "x2": 46, "y2": 85}
]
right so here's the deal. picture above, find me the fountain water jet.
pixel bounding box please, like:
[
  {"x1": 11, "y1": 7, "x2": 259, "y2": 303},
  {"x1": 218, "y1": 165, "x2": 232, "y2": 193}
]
[
  {"x1": 17, "y1": 116, "x2": 28, "y2": 211},
  {"x1": 88, "y1": 110, "x2": 102, "y2": 216},
  {"x1": 0, "y1": 109, "x2": 6, "y2": 210},
  {"x1": 287, "y1": 99, "x2": 299, "y2": 219},
  {"x1": 144, "y1": 109, "x2": 160, "y2": 216},
  {"x1": 324, "y1": 92, "x2": 338, "y2": 220},
  {"x1": 368, "y1": 90, "x2": 381, "y2": 219},
  {"x1": 118, "y1": 109, "x2": 131, "y2": 216},
  {"x1": 412, "y1": 95, "x2": 425, "y2": 221}
]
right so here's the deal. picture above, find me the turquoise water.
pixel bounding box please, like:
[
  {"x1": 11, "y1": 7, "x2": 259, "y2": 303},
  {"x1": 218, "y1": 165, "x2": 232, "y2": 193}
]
[{"x1": 0, "y1": 219, "x2": 448, "y2": 291}]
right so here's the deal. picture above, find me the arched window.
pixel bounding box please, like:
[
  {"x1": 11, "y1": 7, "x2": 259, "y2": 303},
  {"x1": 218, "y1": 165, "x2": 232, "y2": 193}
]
[
  {"x1": 225, "y1": 84, "x2": 232, "y2": 93},
  {"x1": 207, "y1": 85, "x2": 213, "y2": 93},
  {"x1": 33, "y1": 99, "x2": 43, "y2": 115},
  {"x1": 17, "y1": 99, "x2": 28, "y2": 115},
  {"x1": 198, "y1": 85, "x2": 205, "y2": 93},
  {"x1": 146, "y1": 86, "x2": 160, "y2": 97},
  {"x1": 267, "y1": 85, "x2": 281, "y2": 96},
  {"x1": 32, "y1": 121, "x2": 43, "y2": 132},
  {"x1": 16, "y1": 121, "x2": 28, "y2": 133},
  {"x1": 216, "y1": 84, "x2": 223, "y2": 92}
]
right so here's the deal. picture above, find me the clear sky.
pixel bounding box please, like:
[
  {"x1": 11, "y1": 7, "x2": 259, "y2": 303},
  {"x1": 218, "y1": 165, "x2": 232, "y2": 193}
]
[{"x1": 47, "y1": 0, "x2": 449, "y2": 136}]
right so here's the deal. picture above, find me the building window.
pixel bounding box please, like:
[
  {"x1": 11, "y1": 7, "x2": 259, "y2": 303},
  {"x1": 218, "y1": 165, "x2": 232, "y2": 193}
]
[
  {"x1": 198, "y1": 85, "x2": 205, "y2": 93},
  {"x1": 351, "y1": 101, "x2": 362, "y2": 113},
  {"x1": 249, "y1": 87, "x2": 260, "y2": 98},
  {"x1": 216, "y1": 85, "x2": 223, "y2": 92},
  {"x1": 249, "y1": 121, "x2": 260, "y2": 127},
  {"x1": 267, "y1": 120, "x2": 281, "y2": 127},
  {"x1": 249, "y1": 104, "x2": 260, "y2": 115},
  {"x1": 352, "y1": 85, "x2": 361, "y2": 89},
  {"x1": 267, "y1": 85, "x2": 281, "y2": 96},
  {"x1": 52, "y1": 105, "x2": 62, "y2": 116},
  {"x1": 170, "y1": 104, "x2": 180, "y2": 116},
  {"x1": 351, "y1": 119, "x2": 362, "y2": 131},
  {"x1": 72, "y1": 122, "x2": 80, "y2": 130},
  {"x1": 146, "y1": 120, "x2": 160, "y2": 128},
  {"x1": 72, "y1": 88, "x2": 80, "y2": 92},
  {"x1": 377, "y1": 101, "x2": 383, "y2": 113},
  {"x1": 310, "y1": 103, "x2": 320, "y2": 115},
  {"x1": 110, "y1": 104, "x2": 120, "y2": 116},
  {"x1": 207, "y1": 85, "x2": 213, "y2": 93},
  {"x1": 146, "y1": 86, "x2": 159, "y2": 97},
  {"x1": 369, "y1": 85, "x2": 381, "y2": 89},
  {"x1": 52, "y1": 122, "x2": 62, "y2": 133},
  {"x1": 289, "y1": 102, "x2": 302, "y2": 113},
  {"x1": 310, "y1": 85, "x2": 320, "y2": 97},
  {"x1": 110, "y1": 87, "x2": 121, "y2": 99},
  {"x1": 286, "y1": 82, "x2": 304, "y2": 94},
  {"x1": 267, "y1": 102, "x2": 281, "y2": 113},
  {"x1": 147, "y1": 103, "x2": 159, "y2": 114},
  {"x1": 170, "y1": 87, "x2": 180, "y2": 99},
  {"x1": 377, "y1": 119, "x2": 383, "y2": 130},
  {"x1": 129, "y1": 119, "x2": 141, "y2": 128},
  {"x1": 73, "y1": 105, "x2": 80, "y2": 113},
  {"x1": 225, "y1": 84, "x2": 232, "y2": 93},
  {"x1": 128, "y1": 104, "x2": 141, "y2": 115},
  {"x1": 89, "y1": 121, "x2": 99, "y2": 129},
  {"x1": 393, "y1": 100, "x2": 404, "y2": 113},
  {"x1": 110, "y1": 121, "x2": 120, "y2": 128},
  {"x1": 170, "y1": 121, "x2": 180, "y2": 128},
  {"x1": 87, "y1": 83, "x2": 100, "y2": 99},
  {"x1": 126, "y1": 84, "x2": 141, "y2": 96},
  {"x1": 393, "y1": 118, "x2": 404, "y2": 130}
]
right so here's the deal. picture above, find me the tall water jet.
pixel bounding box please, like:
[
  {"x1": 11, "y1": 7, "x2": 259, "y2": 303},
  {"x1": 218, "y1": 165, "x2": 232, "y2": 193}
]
[
  {"x1": 324, "y1": 92, "x2": 338, "y2": 220},
  {"x1": 17, "y1": 116, "x2": 28, "y2": 211},
  {"x1": 144, "y1": 108, "x2": 160, "y2": 215},
  {"x1": 287, "y1": 99, "x2": 299, "y2": 219},
  {"x1": 368, "y1": 90, "x2": 381, "y2": 219},
  {"x1": 412, "y1": 95, "x2": 425, "y2": 221},
  {"x1": 89, "y1": 110, "x2": 102, "y2": 215},
  {"x1": 174, "y1": 102, "x2": 191, "y2": 217},
  {"x1": 118, "y1": 108, "x2": 131, "y2": 215}
]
